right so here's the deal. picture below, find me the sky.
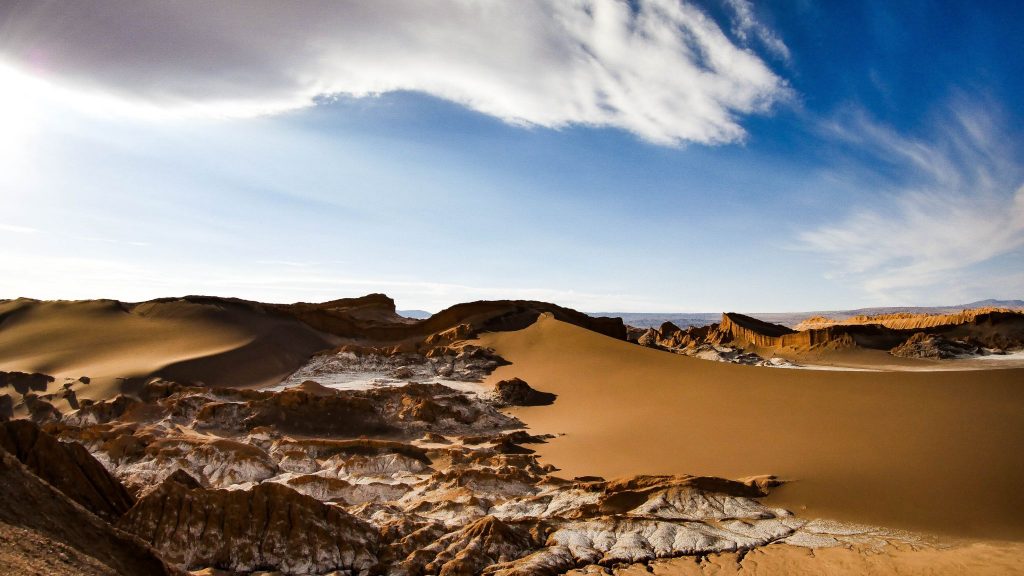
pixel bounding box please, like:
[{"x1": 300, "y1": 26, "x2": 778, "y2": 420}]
[{"x1": 0, "y1": 0, "x2": 1022, "y2": 313}]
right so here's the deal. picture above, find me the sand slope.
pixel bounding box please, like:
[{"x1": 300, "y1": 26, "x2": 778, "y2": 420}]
[
  {"x1": 595, "y1": 541, "x2": 1024, "y2": 575},
  {"x1": 480, "y1": 315, "x2": 1024, "y2": 541},
  {"x1": 0, "y1": 298, "x2": 335, "y2": 401},
  {"x1": 0, "y1": 294, "x2": 627, "y2": 409}
]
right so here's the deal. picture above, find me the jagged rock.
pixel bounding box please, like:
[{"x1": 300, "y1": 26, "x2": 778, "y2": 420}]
[
  {"x1": 0, "y1": 448, "x2": 175, "y2": 576},
  {"x1": 281, "y1": 474, "x2": 411, "y2": 505},
  {"x1": 237, "y1": 387, "x2": 398, "y2": 436},
  {"x1": 23, "y1": 393, "x2": 60, "y2": 423},
  {"x1": 0, "y1": 371, "x2": 55, "y2": 394},
  {"x1": 62, "y1": 394, "x2": 140, "y2": 426},
  {"x1": 0, "y1": 394, "x2": 12, "y2": 421},
  {"x1": 117, "y1": 436, "x2": 278, "y2": 491},
  {"x1": 0, "y1": 420, "x2": 134, "y2": 521},
  {"x1": 546, "y1": 516, "x2": 794, "y2": 566},
  {"x1": 890, "y1": 332, "x2": 983, "y2": 359},
  {"x1": 484, "y1": 545, "x2": 577, "y2": 576},
  {"x1": 394, "y1": 516, "x2": 541, "y2": 576},
  {"x1": 119, "y1": 473, "x2": 380, "y2": 574},
  {"x1": 493, "y1": 378, "x2": 557, "y2": 407},
  {"x1": 164, "y1": 468, "x2": 202, "y2": 488},
  {"x1": 421, "y1": 432, "x2": 452, "y2": 444},
  {"x1": 643, "y1": 308, "x2": 1024, "y2": 361},
  {"x1": 274, "y1": 438, "x2": 430, "y2": 466}
]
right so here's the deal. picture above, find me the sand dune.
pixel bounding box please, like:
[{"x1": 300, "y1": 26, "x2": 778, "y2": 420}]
[
  {"x1": 0, "y1": 298, "x2": 335, "y2": 402},
  {"x1": 598, "y1": 541, "x2": 1024, "y2": 575},
  {"x1": 0, "y1": 295, "x2": 626, "y2": 412},
  {"x1": 480, "y1": 315, "x2": 1024, "y2": 541}
]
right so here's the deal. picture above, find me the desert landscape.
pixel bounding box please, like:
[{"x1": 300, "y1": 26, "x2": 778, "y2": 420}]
[
  {"x1": 3, "y1": 1, "x2": 1023, "y2": 574},
  {"x1": 1, "y1": 294, "x2": 1023, "y2": 574}
]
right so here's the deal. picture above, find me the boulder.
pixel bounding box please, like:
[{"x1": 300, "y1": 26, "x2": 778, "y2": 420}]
[{"x1": 493, "y1": 378, "x2": 556, "y2": 407}]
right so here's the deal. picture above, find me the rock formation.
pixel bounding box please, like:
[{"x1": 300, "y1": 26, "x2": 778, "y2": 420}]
[
  {"x1": 0, "y1": 435, "x2": 174, "y2": 575},
  {"x1": 0, "y1": 370, "x2": 55, "y2": 394},
  {"x1": 19, "y1": 370, "x2": 928, "y2": 575},
  {"x1": 0, "y1": 420, "x2": 133, "y2": 521},
  {"x1": 635, "y1": 308, "x2": 1024, "y2": 361},
  {"x1": 493, "y1": 378, "x2": 557, "y2": 406},
  {"x1": 890, "y1": 332, "x2": 984, "y2": 359},
  {"x1": 119, "y1": 473, "x2": 380, "y2": 574}
]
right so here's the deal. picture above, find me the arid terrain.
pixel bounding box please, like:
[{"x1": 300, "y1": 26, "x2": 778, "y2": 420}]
[{"x1": 1, "y1": 294, "x2": 1023, "y2": 575}]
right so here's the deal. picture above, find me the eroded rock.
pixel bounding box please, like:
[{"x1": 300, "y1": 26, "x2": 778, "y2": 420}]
[
  {"x1": 119, "y1": 473, "x2": 380, "y2": 574},
  {"x1": 493, "y1": 378, "x2": 557, "y2": 407}
]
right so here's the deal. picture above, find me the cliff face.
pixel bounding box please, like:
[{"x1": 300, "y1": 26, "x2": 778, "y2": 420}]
[
  {"x1": 0, "y1": 420, "x2": 133, "y2": 521},
  {"x1": 719, "y1": 313, "x2": 797, "y2": 348},
  {"x1": 0, "y1": 427, "x2": 174, "y2": 576},
  {"x1": 637, "y1": 308, "x2": 1024, "y2": 357},
  {"x1": 794, "y1": 307, "x2": 1024, "y2": 331}
]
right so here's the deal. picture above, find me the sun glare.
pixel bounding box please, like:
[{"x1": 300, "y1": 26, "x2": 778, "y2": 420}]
[{"x1": 0, "y1": 63, "x2": 41, "y2": 169}]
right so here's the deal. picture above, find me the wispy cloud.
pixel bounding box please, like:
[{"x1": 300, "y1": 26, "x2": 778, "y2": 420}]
[
  {"x1": 723, "y1": 0, "x2": 791, "y2": 62},
  {"x1": 0, "y1": 0, "x2": 789, "y2": 146},
  {"x1": 799, "y1": 99, "x2": 1024, "y2": 303},
  {"x1": 0, "y1": 224, "x2": 39, "y2": 234}
]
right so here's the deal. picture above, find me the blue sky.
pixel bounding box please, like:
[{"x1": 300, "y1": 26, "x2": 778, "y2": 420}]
[{"x1": 1, "y1": 0, "x2": 1021, "y2": 312}]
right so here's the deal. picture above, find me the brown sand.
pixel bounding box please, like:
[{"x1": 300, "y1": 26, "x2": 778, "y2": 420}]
[
  {"x1": 0, "y1": 298, "x2": 334, "y2": 403},
  {"x1": 584, "y1": 541, "x2": 1024, "y2": 575},
  {"x1": 480, "y1": 315, "x2": 1024, "y2": 541}
]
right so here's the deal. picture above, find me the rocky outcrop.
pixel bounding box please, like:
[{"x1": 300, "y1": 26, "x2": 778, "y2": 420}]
[
  {"x1": 392, "y1": 515, "x2": 542, "y2": 575},
  {"x1": 0, "y1": 420, "x2": 133, "y2": 521},
  {"x1": 637, "y1": 308, "x2": 1024, "y2": 360},
  {"x1": 890, "y1": 332, "x2": 984, "y2": 359},
  {"x1": 118, "y1": 473, "x2": 380, "y2": 574},
  {"x1": 33, "y1": 371, "x2": 932, "y2": 575},
  {"x1": 283, "y1": 344, "x2": 509, "y2": 389},
  {"x1": 0, "y1": 446, "x2": 174, "y2": 576},
  {"x1": 634, "y1": 321, "x2": 793, "y2": 367},
  {"x1": 493, "y1": 378, "x2": 557, "y2": 407},
  {"x1": 0, "y1": 394, "x2": 12, "y2": 421},
  {"x1": 0, "y1": 370, "x2": 55, "y2": 394},
  {"x1": 795, "y1": 307, "x2": 1024, "y2": 331}
]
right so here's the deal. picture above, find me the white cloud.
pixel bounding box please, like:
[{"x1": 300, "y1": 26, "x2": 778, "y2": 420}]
[
  {"x1": 723, "y1": 0, "x2": 790, "y2": 62},
  {"x1": 800, "y1": 101, "x2": 1024, "y2": 303},
  {"x1": 0, "y1": 0, "x2": 788, "y2": 145},
  {"x1": 0, "y1": 223, "x2": 39, "y2": 234},
  {"x1": 0, "y1": 224, "x2": 37, "y2": 233}
]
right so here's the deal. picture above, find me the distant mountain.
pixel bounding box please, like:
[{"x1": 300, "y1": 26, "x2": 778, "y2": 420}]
[
  {"x1": 960, "y1": 299, "x2": 1024, "y2": 309},
  {"x1": 594, "y1": 300, "x2": 1024, "y2": 329},
  {"x1": 397, "y1": 309, "x2": 433, "y2": 319},
  {"x1": 589, "y1": 313, "x2": 720, "y2": 329}
]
